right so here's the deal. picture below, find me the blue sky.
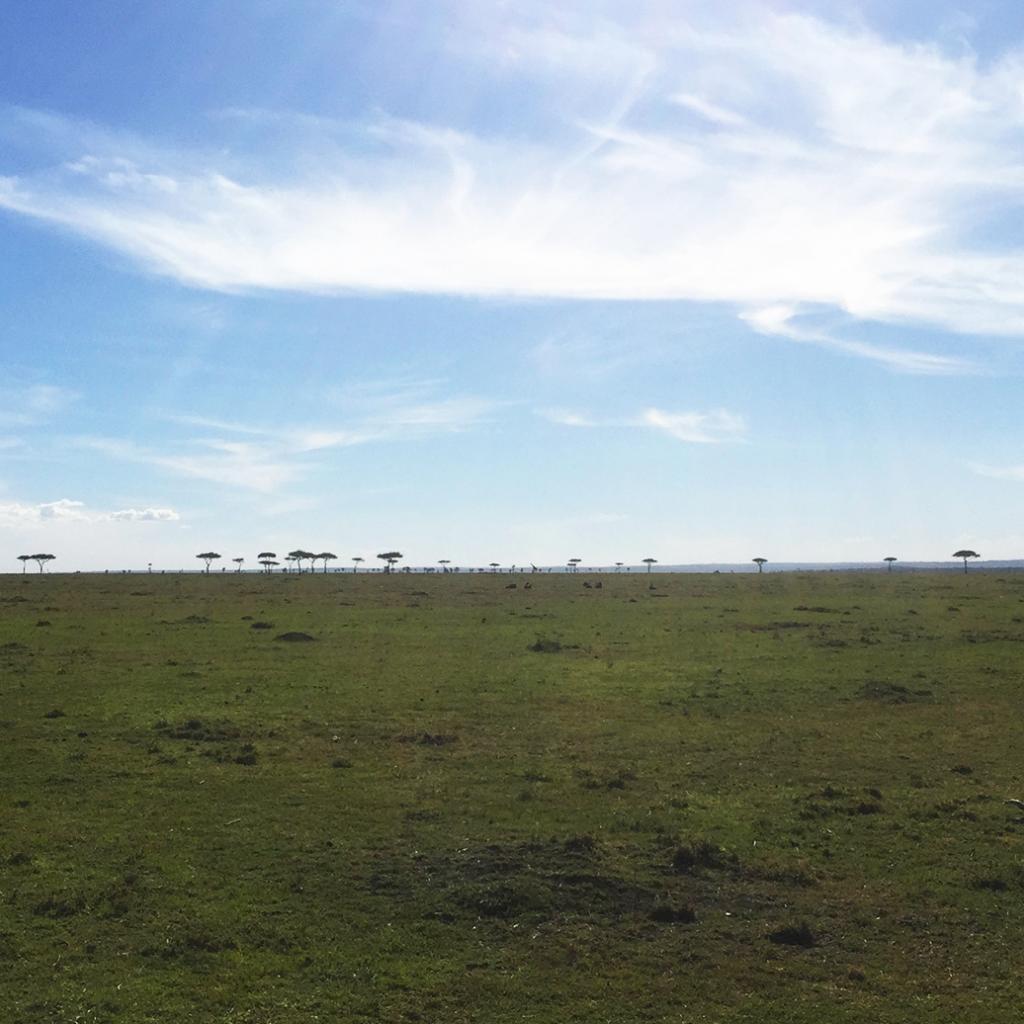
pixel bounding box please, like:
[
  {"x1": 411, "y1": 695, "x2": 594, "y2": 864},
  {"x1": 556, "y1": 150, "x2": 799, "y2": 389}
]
[{"x1": 2, "y1": 0, "x2": 1024, "y2": 569}]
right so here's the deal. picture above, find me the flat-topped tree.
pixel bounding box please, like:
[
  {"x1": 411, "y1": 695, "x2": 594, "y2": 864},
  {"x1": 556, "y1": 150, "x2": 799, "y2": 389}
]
[
  {"x1": 17, "y1": 554, "x2": 31, "y2": 574},
  {"x1": 615, "y1": 562, "x2": 624, "y2": 572},
  {"x1": 642, "y1": 557, "x2": 657, "y2": 573},
  {"x1": 232, "y1": 557, "x2": 244, "y2": 573},
  {"x1": 489, "y1": 562, "x2": 500, "y2": 573},
  {"x1": 753, "y1": 557, "x2": 767, "y2": 574},
  {"x1": 377, "y1": 551, "x2": 403, "y2": 573},
  {"x1": 197, "y1": 552, "x2": 220, "y2": 573},
  {"x1": 317, "y1": 552, "x2": 337, "y2": 574},
  {"x1": 568, "y1": 558, "x2": 581, "y2": 574},
  {"x1": 351, "y1": 557, "x2": 364, "y2": 573},
  {"x1": 953, "y1": 549, "x2": 980, "y2": 574},
  {"x1": 31, "y1": 553, "x2": 55, "y2": 573},
  {"x1": 258, "y1": 558, "x2": 278, "y2": 573},
  {"x1": 288, "y1": 549, "x2": 315, "y2": 573},
  {"x1": 884, "y1": 556, "x2": 897, "y2": 572}
]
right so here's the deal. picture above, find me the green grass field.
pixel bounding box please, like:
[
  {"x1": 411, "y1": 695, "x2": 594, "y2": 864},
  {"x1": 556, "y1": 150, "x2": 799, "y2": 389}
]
[{"x1": 2, "y1": 570, "x2": 1023, "y2": 1023}]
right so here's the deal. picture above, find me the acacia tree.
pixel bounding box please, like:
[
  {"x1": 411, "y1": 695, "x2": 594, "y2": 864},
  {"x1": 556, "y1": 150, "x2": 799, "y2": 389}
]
[
  {"x1": 317, "y1": 552, "x2": 337, "y2": 574},
  {"x1": 953, "y1": 549, "x2": 980, "y2": 574},
  {"x1": 489, "y1": 562, "x2": 500, "y2": 573},
  {"x1": 351, "y1": 556, "x2": 364, "y2": 574},
  {"x1": 31, "y1": 553, "x2": 55, "y2": 573},
  {"x1": 288, "y1": 549, "x2": 316, "y2": 573},
  {"x1": 197, "y1": 552, "x2": 221, "y2": 573},
  {"x1": 232, "y1": 557, "x2": 245, "y2": 573},
  {"x1": 753, "y1": 557, "x2": 767, "y2": 574},
  {"x1": 642, "y1": 557, "x2": 657, "y2": 574},
  {"x1": 884, "y1": 556, "x2": 897, "y2": 573},
  {"x1": 258, "y1": 550, "x2": 276, "y2": 564},
  {"x1": 568, "y1": 558, "x2": 582, "y2": 574},
  {"x1": 259, "y1": 558, "x2": 279, "y2": 573},
  {"x1": 17, "y1": 554, "x2": 31, "y2": 574},
  {"x1": 377, "y1": 551, "x2": 403, "y2": 573},
  {"x1": 438, "y1": 559, "x2": 450, "y2": 573},
  {"x1": 615, "y1": 562, "x2": 624, "y2": 572}
]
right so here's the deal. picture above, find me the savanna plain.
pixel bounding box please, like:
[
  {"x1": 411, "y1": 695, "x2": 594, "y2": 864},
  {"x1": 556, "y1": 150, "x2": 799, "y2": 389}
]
[{"x1": 2, "y1": 570, "x2": 1023, "y2": 1023}]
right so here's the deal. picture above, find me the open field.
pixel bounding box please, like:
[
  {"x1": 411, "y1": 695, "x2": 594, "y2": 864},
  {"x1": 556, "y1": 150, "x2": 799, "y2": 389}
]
[{"x1": 2, "y1": 570, "x2": 1024, "y2": 1023}]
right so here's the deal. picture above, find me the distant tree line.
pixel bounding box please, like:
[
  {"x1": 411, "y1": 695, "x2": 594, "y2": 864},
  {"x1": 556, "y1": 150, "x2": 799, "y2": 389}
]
[{"x1": 10, "y1": 549, "x2": 990, "y2": 575}]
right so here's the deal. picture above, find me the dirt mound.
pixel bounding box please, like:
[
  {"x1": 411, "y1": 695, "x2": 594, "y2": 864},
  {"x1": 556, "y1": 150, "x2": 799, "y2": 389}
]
[{"x1": 528, "y1": 638, "x2": 562, "y2": 653}]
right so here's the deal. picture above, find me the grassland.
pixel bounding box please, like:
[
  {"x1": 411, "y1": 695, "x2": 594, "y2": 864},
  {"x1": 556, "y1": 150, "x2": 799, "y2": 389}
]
[{"x1": 2, "y1": 569, "x2": 1024, "y2": 1023}]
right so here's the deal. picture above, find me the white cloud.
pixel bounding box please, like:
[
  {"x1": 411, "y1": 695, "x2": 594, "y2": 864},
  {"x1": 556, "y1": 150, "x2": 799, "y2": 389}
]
[
  {"x1": 970, "y1": 462, "x2": 1024, "y2": 482},
  {"x1": 0, "y1": 384, "x2": 78, "y2": 427},
  {"x1": 0, "y1": 498, "x2": 181, "y2": 526},
  {"x1": 539, "y1": 405, "x2": 746, "y2": 442},
  {"x1": 741, "y1": 305, "x2": 976, "y2": 375},
  {"x1": 108, "y1": 507, "x2": 180, "y2": 521},
  {"x1": 86, "y1": 392, "x2": 496, "y2": 493},
  {"x1": 77, "y1": 437, "x2": 299, "y2": 494},
  {"x1": 641, "y1": 408, "x2": 746, "y2": 444},
  {"x1": 3, "y1": 9, "x2": 1024, "y2": 368}
]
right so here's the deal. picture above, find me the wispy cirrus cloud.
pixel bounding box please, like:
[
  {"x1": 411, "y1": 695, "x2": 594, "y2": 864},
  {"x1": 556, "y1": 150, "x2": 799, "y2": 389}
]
[
  {"x1": 970, "y1": 462, "x2": 1024, "y2": 482},
  {"x1": 540, "y1": 406, "x2": 745, "y2": 443},
  {"x1": 2, "y1": 8, "x2": 1024, "y2": 371},
  {"x1": 641, "y1": 408, "x2": 745, "y2": 444},
  {"x1": 85, "y1": 393, "x2": 497, "y2": 493},
  {"x1": 741, "y1": 305, "x2": 977, "y2": 375},
  {"x1": 0, "y1": 384, "x2": 78, "y2": 428}
]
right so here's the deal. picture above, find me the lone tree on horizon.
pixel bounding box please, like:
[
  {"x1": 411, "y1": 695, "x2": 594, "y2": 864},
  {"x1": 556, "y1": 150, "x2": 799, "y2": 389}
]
[
  {"x1": 615, "y1": 562, "x2": 624, "y2": 572},
  {"x1": 197, "y1": 552, "x2": 221, "y2": 573},
  {"x1": 642, "y1": 557, "x2": 657, "y2": 573},
  {"x1": 352, "y1": 556, "x2": 364, "y2": 573},
  {"x1": 378, "y1": 551, "x2": 403, "y2": 573},
  {"x1": 317, "y1": 552, "x2": 337, "y2": 573},
  {"x1": 31, "y1": 553, "x2": 55, "y2": 573},
  {"x1": 753, "y1": 557, "x2": 767, "y2": 574},
  {"x1": 439, "y1": 559, "x2": 450, "y2": 573},
  {"x1": 232, "y1": 557, "x2": 244, "y2": 573},
  {"x1": 568, "y1": 558, "x2": 582, "y2": 574},
  {"x1": 17, "y1": 554, "x2": 31, "y2": 574},
  {"x1": 953, "y1": 549, "x2": 980, "y2": 574},
  {"x1": 884, "y1": 556, "x2": 897, "y2": 572}
]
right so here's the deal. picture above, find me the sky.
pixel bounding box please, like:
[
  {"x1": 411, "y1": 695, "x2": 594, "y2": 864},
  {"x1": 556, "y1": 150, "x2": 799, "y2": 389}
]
[{"x1": 2, "y1": 0, "x2": 1024, "y2": 570}]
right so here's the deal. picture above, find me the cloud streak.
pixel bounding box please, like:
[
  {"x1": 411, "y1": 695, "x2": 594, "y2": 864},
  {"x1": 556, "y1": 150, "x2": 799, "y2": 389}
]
[
  {"x1": 541, "y1": 406, "x2": 746, "y2": 443},
  {"x1": 0, "y1": 384, "x2": 78, "y2": 428},
  {"x1": 2, "y1": 8, "x2": 1024, "y2": 369},
  {"x1": 84, "y1": 393, "x2": 496, "y2": 493},
  {"x1": 971, "y1": 462, "x2": 1024, "y2": 482}
]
